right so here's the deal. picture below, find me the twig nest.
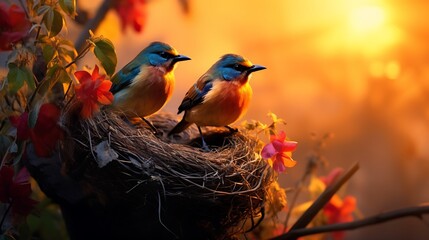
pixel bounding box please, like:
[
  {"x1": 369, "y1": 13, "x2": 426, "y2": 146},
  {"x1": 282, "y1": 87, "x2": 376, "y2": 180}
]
[{"x1": 63, "y1": 109, "x2": 275, "y2": 239}]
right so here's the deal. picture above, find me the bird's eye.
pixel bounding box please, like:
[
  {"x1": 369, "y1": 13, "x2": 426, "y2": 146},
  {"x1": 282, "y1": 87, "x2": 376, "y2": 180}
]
[
  {"x1": 233, "y1": 64, "x2": 241, "y2": 71},
  {"x1": 232, "y1": 63, "x2": 248, "y2": 72},
  {"x1": 159, "y1": 52, "x2": 170, "y2": 58}
]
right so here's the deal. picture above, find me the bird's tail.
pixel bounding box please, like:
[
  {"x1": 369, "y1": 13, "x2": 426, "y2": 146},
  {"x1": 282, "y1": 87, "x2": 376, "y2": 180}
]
[{"x1": 168, "y1": 118, "x2": 192, "y2": 136}]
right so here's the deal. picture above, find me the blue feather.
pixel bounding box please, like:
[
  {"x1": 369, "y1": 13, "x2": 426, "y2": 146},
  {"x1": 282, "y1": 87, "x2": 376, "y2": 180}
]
[
  {"x1": 177, "y1": 81, "x2": 213, "y2": 114},
  {"x1": 110, "y1": 66, "x2": 141, "y2": 94}
]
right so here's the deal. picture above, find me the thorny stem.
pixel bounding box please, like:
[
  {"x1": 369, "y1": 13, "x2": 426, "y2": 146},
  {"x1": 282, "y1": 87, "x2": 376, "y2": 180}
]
[
  {"x1": 273, "y1": 204, "x2": 429, "y2": 239},
  {"x1": 0, "y1": 202, "x2": 12, "y2": 233}
]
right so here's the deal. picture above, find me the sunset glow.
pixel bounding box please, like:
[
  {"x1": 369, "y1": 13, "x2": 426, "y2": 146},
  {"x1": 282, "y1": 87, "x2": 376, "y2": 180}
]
[
  {"x1": 349, "y1": 5, "x2": 386, "y2": 36},
  {"x1": 340, "y1": 3, "x2": 402, "y2": 56},
  {"x1": 1, "y1": 0, "x2": 429, "y2": 239}
]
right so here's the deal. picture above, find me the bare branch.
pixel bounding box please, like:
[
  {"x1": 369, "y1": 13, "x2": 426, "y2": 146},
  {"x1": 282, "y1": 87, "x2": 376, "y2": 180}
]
[
  {"x1": 75, "y1": 0, "x2": 114, "y2": 52},
  {"x1": 272, "y1": 204, "x2": 429, "y2": 239},
  {"x1": 271, "y1": 162, "x2": 359, "y2": 240}
]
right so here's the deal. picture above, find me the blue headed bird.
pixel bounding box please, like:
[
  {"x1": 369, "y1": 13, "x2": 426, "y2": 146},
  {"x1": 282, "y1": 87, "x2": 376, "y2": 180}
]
[
  {"x1": 168, "y1": 54, "x2": 266, "y2": 150},
  {"x1": 110, "y1": 41, "x2": 190, "y2": 131}
]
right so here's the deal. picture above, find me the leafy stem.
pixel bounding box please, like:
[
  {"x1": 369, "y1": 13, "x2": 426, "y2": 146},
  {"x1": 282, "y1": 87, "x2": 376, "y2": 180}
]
[
  {"x1": 64, "y1": 41, "x2": 92, "y2": 69},
  {"x1": 62, "y1": 42, "x2": 93, "y2": 102},
  {"x1": 27, "y1": 41, "x2": 92, "y2": 108}
]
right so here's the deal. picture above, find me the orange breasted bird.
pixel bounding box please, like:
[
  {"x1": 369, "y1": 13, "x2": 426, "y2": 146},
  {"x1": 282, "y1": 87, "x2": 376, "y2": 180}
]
[
  {"x1": 168, "y1": 54, "x2": 266, "y2": 150},
  {"x1": 110, "y1": 41, "x2": 190, "y2": 131}
]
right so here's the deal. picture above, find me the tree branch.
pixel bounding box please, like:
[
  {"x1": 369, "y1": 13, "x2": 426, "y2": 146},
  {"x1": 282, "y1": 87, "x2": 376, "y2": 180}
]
[
  {"x1": 296, "y1": 162, "x2": 359, "y2": 229},
  {"x1": 271, "y1": 161, "x2": 359, "y2": 240},
  {"x1": 74, "y1": 0, "x2": 114, "y2": 52},
  {"x1": 273, "y1": 204, "x2": 429, "y2": 239}
]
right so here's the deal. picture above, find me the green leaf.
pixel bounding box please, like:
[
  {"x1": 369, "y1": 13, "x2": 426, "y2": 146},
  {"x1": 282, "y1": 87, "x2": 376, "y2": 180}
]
[
  {"x1": 59, "y1": 48, "x2": 77, "y2": 60},
  {"x1": 37, "y1": 5, "x2": 51, "y2": 16},
  {"x1": 8, "y1": 63, "x2": 36, "y2": 93},
  {"x1": 22, "y1": 67, "x2": 36, "y2": 91},
  {"x1": 7, "y1": 64, "x2": 34, "y2": 93},
  {"x1": 59, "y1": 39, "x2": 75, "y2": 49},
  {"x1": 38, "y1": 65, "x2": 59, "y2": 98},
  {"x1": 58, "y1": 44, "x2": 77, "y2": 66},
  {"x1": 7, "y1": 63, "x2": 24, "y2": 94},
  {"x1": 93, "y1": 38, "x2": 117, "y2": 77},
  {"x1": 45, "y1": 64, "x2": 59, "y2": 79},
  {"x1": 36, "y1": 65, "x2": 68, "y2": 103},
  {"x1": 28, "y1": 101, "x2": 42, "y2": 128},
  {"x1": 43, "y1": 44, "x2": 56, "y2": 63},
  {"x1": 43, "y1": 9, "x2": 64, "y2": 37},
  {"x1": 58, "y1": 67, "x2": 72, "y2": 83},
  {"x1": 59, "y1": 0, "x2": 76, "y2": 18}
]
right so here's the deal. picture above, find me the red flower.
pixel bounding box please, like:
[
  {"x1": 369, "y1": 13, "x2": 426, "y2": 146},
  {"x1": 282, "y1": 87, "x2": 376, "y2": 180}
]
[
  {"x1": 261, "y1": 131, "x2": 297, "y2": 173},
  {"x1": 0, "y1": 166, "x2": 38, "y2": 216},
  {"x1": 113, "y1": 0, "x2": 147, "y2": 32},
  {"x1": 323, "y1": 195, "x2": 356, "y2": 240},
  {"x1": 74, "y1": 65, "x2": 114, "y2": 119},
  {"x1": 319, "y1": 168, "x2": 356, "y2": 240},
  {"x1": 10, "y1": 103, "x2": 63, "y2": 157},
  {"x1": 0, "y1": 3, "x2": 31, "y2": 51}
]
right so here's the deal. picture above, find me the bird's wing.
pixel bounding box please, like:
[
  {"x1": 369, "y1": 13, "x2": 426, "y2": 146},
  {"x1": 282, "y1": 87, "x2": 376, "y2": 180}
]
[
  {"x1": 177, "y1": 74, "x2": 214, "y2": 114},
  {"x1": 110, "y1": 61, "x2": 142, "y2": 94}
]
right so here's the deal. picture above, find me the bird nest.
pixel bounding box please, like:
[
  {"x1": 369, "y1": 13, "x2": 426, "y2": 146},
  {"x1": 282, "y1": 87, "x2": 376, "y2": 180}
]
[{"x1": 62, "y1": 109, "x2": 277, "y2": 239}]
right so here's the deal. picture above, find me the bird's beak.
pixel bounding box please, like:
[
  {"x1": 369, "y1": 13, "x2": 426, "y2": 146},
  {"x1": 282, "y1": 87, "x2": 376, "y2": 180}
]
[
  {"x1": 247, "y1": 64, "x2": 266, "y2": 73},
  {"x1": 173, "y1": 54, "x2": 191, "y2": 62}
]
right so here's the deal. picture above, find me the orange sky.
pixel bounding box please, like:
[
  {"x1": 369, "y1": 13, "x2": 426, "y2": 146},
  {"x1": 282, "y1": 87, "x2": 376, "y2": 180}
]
[{"x1": 75, "y1": 0, "x2": 429, "y2": 238}]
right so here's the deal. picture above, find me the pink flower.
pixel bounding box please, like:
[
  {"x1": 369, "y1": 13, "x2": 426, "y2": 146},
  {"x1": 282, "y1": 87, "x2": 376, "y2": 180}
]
[
  {"x1": 113, "y1": 0, "x2": 147, "y2": 32},
  {"x1": 320, "y1": 167, "x2": 344, "y2": 186},
  {"x1": 0, "y1": 3, "x2": 31, "y2": 51},
  {"x1": 261, "y1": 131, "x2": 297, "y2": 173}
]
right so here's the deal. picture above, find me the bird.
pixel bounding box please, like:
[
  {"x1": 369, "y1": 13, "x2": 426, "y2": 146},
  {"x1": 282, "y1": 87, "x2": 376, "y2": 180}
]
[
  {"x1": 168, "y1": 54, "x2": 266, "y2": 150},
  {"x1": 110, "y1": 41, "x2": 190, "y2": 132}
]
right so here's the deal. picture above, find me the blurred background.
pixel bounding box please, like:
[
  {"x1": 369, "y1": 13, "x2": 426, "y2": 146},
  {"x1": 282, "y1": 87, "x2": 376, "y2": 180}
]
[
  {"x1": 3, "y1": 0, "x2": 429, "y2": 238},
  {"x1": 78, "y1": 0, "x2": 429, "y2": 239}
]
